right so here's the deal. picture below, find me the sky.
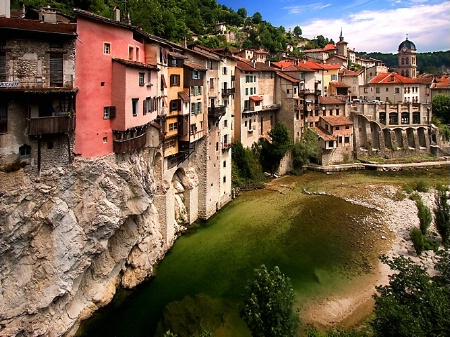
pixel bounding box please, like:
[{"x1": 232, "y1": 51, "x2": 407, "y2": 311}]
[{"x1": 217, "y1": 0, "x2": 450, "y2": 53}]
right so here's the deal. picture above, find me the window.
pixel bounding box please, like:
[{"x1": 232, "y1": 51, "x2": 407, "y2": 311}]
[
  {"x1": 168, "y1": 122, "x2": 178, "y2": 131},
  {"x1": 376, "y1": 87, "x2": 380, "y2": 93},
  {"x1": 50, "y1": 53, "x2": 63, "y2": 87},
  {"x1": 19, "y1": 144, "x2": 31, "y2": 159},
  {"x1": 170, "y1": 74, "x2": 180, "y2": 87},
  {"x1": 331, "y1": 74, "x2": 337, "y2": 81},
  {"x1": 104, "y1": 107, "x2": 110, "y2": 119},
  {"x1": 128, "y1": 46, "x2": 133, "y2": 60},
  {"x1": 0, "y1": 51, "x2": 5, "y2": 82},
  {"x1": 192, "y1": 70, "x2": 200, "y2": 79},
  {"x1": 135, "y1": 47, "x2": 139, "y2": 61},
  {"x1": 190, "y1": 124, "x2": 197, "y2": 135},
  {"x1": 147, "y1": 71, "x2": 152, "y2": 85},
  {"x1": 223, "y1": 176, "x2": 226, "y2": 183},
  {"x1": 223, "y1": 119, "x2": 228, "y2": 127},
  {"x1": 386, "y1": 87, "x2": 389, "y2": 92},
  {"x1": 170, "y1": 99, "x2": 181, "y2": 112},
  {"x1": 244, "y1": 100, "x2": 250, "y2": 111},
  {"x1": 132, "y1": 98, "x2": 139, "y2": 116},
  {"x1": 223, "y1": 160, "x2": 226, "y2": 167},
  {"x1": 395, "y1": 87, "x2": 400, "y2": 94},
  {"x1": 191, "y1": 86, "x2": 201, "y2": 96},
  {"x1": 103, "y1": 43, "x2": 111, "y2": 54},
  {"x1": 336, "y1": 126, "x2": 340, "y2": 130},
  {"x1": 250, "y1": 87, "x2": 253, "y2": 95},
  {"x1": 103, "y1": 137, "x2": 107, "y2": 143},
  {"x1": 222, "y1": 67, "x2": 227, "y2": 75},
  {"x1": 336, "y1": 109, "x2": 340, "y2": 115},
  {"x1": 143, "y1": 99, "x2": 147, "y2": 115},
  {"x1": 245, "y1": 88, "x2": 249, "y2": 96},
  {"x1": 139, "y1": 72, "x2": 145, "y2": 86},
  {"x1": 344, "y1": 137, "x2": 350, "y2": 143},
  {"x1": 0, "y1": 103, "x2": 7, "y2": 133}
]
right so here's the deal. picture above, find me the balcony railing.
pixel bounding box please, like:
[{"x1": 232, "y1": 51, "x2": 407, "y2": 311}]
[
  {"x1": 222, "y1": 142, "x2": 232, "y2": 151},
  {"x1": 221, "y1": 88, "x2": 235, "y2": 96},
  {"x1": 28, "y1": 115, "x2": 74, "y2": 136},
  {"x1": 113, "y1": 133, "x2": 147, "y2": 154},
  {"x1": 0, "y1": 75, "x2": 74, "y2": 90},
  {"x1": 208, "y1": 105, "x2": 226, "y2": 118},
  {"x1": 262, "y1": 103, "x2": 281, "y2": 111}
]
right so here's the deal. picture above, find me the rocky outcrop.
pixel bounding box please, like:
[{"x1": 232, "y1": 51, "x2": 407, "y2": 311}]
[{"x1": 0, "y1": 150, "x2": 175, "y2": 336}]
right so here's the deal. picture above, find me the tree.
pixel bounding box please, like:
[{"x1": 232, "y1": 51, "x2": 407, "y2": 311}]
[
  {"x1": 371, "y1": 255, "x2": 450, "y2": 337},
  {"x1": 416, "y1": 199, "x2": 432, "y2": 235},
  {"x1": 432, "y1": 93, "x2": 450, "y2": 124},
  {"x1": 237, "y1": 7, "x2": 247, "y2": 19},
  {"x1": 252, "y1": 11, "x2": 262, "y2": 24},
  {"x1": 258, "y1": 122, "x2": 291, "y2": 173},
  {"x1": 291, "y1": 129, "x2": 319, "y2": 173},
  {"x1": 434, "y1": 187, "x2": 450, "y2": 245},
  {"x1": 239, "y1": 265, "x2": 300, "y2": 337},
  {"x1": 293, "y1": 25, "x2": 302, "y2": 38}
]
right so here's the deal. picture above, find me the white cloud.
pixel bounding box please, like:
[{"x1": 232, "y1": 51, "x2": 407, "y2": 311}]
[
  {"x1": 283, "y1": 3, "x2": 332, "y2": 15},
  {"x1": 297, "y1": 2, "x2": 450, "y2": 52}
]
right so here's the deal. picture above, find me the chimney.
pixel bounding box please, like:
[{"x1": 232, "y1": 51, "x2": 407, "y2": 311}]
[
  {"x1": 0, "y1": 0, "x2": 11, "y2": 18},
  {"x1": 40, "y1": 6, "x2": 56, "y2": 23},
  {"x1": 113, "y1": 7, "x2": 120, "y2": 22}
]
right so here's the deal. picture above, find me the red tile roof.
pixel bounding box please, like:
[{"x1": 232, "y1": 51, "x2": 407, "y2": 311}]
[
  {"x1": 184, "y1": 61, "x2": 207, "y2": 71},
  {"x1": 322, "y1": 115, "x2": 353, "y2": 126},
  {"x1": 369, "y1": 72, "x2": 414, "y2": 84},
  {"x1": 250, "y1": 96, "x2": 263, "y2": 102},
  {"x1": 236, "y1": 60, "x2": 256, "y2": 71},
  {"x1": 276, "y1": 71, "x2": 300, "y2": 83},
  {"x1": 254, "y1": 62, "x2": 276, "y2": 71},
  {"x1": 0, "y1": 17, "x2": 76, "y2": 35},
  {"x1": 112, "y1": 58, "x2": 158, "y2": 70},
  {"x1": 270, "y1": 60, "x2": 293, "y2": 69},
  {"x1": 312, "y1": 127, "x2": 336, "y2": 141},
  {"x1": 319, "y1": 96, "x2": 345, "y2": 105},
  {"x1": 329, "y1": 81, "x2": 350, "y2": 88}
]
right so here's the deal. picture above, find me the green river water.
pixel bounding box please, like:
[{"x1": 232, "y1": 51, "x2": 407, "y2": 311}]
[{"x1": 77, "y1": 169, "x2": 448, "y2": 337}]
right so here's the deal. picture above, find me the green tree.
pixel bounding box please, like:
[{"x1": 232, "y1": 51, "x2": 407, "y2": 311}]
[
  {"x1": 237, "y1": 7, "x2": 247, "y2": 19},
  {"x1": 293, "y1": 25, "x2": 302, "y2": 38},
  {"x1": 291, "y1": 129, "x2": 319, "y2": 173},
  {"x1": 416, "y1": 199, "x2": 432, "y2": 235},
  {"x1": 240, "y1": 265, "x2": 300, "y2": 337},
  {"x1": 252, "y1": 11, "x2": 262, "y2": 24},
  {"x1": 432, "y1": 93, "x2": 450, "y2": 124},
  {"x1": 434, "y1": 187, "x2": 450, "y2": 245},
  {"x1": 258, "y1": 122, "x2": 291, "y2": 173},
  {"x1": 371, "y1": 255, "x2": 450, "y2": 337}
]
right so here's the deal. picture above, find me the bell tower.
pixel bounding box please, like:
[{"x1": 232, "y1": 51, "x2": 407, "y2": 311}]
[{"x1": 398, "y1": 35, "x2": 417, "y2": 78}]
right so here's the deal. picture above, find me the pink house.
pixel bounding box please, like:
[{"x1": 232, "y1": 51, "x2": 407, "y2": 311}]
[{"x1": 74, "y1": 9, "x2": 159, "y2": 157}]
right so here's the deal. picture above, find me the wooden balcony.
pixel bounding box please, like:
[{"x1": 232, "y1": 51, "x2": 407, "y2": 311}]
[
  {"x1": 0, "y1": 75, "x2": 74, "y2": 91},
  {"x1": 208, "y1": 105, "x2": 226, "y2": 119},
  {"x1": 113, "y1": 133, "x2": 147, "y2": 154},
  {"x1": 221, "y1": 88, "x2": 235, "y2": 96},
  {"x1": 28, "y1": 115, "x2": 74, "y2": 136},
  {"x1": 222, "y1": 142, "x2": 232, "y2": 151}
]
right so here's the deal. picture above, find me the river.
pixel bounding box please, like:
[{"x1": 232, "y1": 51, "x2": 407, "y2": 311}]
[{"x1": 76, "y1": 168, "x2": 448, "y2": 337}]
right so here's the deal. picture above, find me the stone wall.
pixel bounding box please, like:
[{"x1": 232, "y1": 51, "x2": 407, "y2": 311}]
[{"x1": 0, "y1": 151, "x2": 175, "y2": 337}]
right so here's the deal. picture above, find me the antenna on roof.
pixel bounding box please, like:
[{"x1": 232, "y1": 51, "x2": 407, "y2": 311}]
[{"x1": 406, "y1": 33, "x2": 409, "y2": 40}]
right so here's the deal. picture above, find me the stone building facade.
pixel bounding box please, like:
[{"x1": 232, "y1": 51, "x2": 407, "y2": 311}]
[{"x1": 0, "y1": 15, "x2": 77, "y2": 172}]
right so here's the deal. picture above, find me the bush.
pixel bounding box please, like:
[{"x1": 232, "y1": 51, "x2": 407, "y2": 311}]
[
  {"x1": 416, "y1": 200, "x2": 432, "y2": 235},
  {"x1": 434, "y1": 187, "x2": 450, "y2": 245},
  {"x1": 404, "y1": 180, "x2": 429, "y2": 194},
  {"x1": 240, "y1": 265, "x2": 299, "y2": 337},
  {"x1": 410, "y1": 227, "x2": 424, "y2": 255}
]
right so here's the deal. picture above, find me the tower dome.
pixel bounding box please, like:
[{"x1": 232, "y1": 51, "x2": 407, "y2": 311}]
[{"x1": 398, "y1": 37, "x2": 416, "y2": 52}]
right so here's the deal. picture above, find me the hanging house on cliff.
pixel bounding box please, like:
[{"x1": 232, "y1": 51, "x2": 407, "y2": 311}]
[{"x1": 0, "y1": 6, "x2": 77, "y2": 172}]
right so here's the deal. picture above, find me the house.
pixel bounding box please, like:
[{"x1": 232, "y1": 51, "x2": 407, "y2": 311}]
[
  {"x1": 0, "y1": 12, "x2": 77, "y2": 171},
  {"x1": 366, "y1": 72, "x2": 431, "y2": 104},
  {"x1": 339, "y1": 69, "x2": 364, "y2": 101},
  {"x1": 73, "y1": 9, "x2": 162, "y2": 157}
]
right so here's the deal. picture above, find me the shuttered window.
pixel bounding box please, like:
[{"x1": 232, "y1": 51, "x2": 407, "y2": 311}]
[
  {"x1": 0, "y1": 52, "x2": 6, "y2": 82},
  {"x1": 50, "y1": 54, "x2": 63, "y2": 87}
]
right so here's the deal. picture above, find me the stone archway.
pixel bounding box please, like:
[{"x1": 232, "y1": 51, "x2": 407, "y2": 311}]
[
  {"x1": 383, "y1": 129, "x2": 392, "y2": 149},
  {"x1": 418, "y1": 127, "x2": 427, "y2": 147},
  {"x1": 370, "y1": 121, "x2": 381, "y2": 149},
  {"x1": 357, "y1": 115, "x2": 368, "y2": 149},
  {"x1": 406, "y1": 128, "x2": 415, "y2": 148},
  {"x1": 394, "y1": 128, "x2": 403, "y2": 148}
]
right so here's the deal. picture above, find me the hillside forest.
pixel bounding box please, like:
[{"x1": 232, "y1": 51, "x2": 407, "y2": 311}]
[{"x1": 10, "y1": 0, "x2": 450, "y2": 73}]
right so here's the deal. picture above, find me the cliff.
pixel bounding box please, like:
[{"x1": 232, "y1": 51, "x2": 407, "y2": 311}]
[{"x1": 0, "y1": 150, "x2": 175, "y2": 336}]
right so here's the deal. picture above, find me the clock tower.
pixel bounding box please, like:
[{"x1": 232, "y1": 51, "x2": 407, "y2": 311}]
[{"x1": 398, "y1": 36, "x2": 417, "y2": 78}]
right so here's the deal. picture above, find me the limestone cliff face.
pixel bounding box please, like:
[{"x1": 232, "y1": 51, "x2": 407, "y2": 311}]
[{"x1": 0, "y1": 151, "x2": 175, "y2": 337}]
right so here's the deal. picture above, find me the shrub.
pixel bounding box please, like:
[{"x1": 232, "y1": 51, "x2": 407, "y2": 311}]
[
  {"x1": 240, "y1": 265, "x2": 299, "y2": 337},
  {"x1": 410, "y1": 227, "x2": 424, "y2": 255},
  {"x1": 416, "y1": 200, "x2": 432, "y2": 235},
  {"x1": 434, "y1": 187, "x2": 450, "y2": 245}
]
